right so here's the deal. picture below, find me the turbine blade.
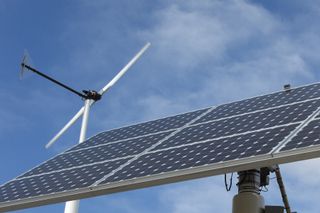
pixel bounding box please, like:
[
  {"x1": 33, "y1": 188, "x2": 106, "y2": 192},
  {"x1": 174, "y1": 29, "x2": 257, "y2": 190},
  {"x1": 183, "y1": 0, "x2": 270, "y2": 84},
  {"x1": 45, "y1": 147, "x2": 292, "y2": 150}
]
[
  {"x1": 99, "y1": 42, "x2": 151, "y2": 95},
  {"x1": 45, "y1": 107, "x2": 85, "y2": 149}
]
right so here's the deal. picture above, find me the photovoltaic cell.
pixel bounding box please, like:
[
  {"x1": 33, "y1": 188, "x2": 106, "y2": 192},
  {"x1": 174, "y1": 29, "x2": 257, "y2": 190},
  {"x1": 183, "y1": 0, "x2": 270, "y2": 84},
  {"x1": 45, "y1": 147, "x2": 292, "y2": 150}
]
[
  {"x1": 280, "y1": 119, "x2": 320, "y2": 151},
  {"x1": 196, "y1": 83, "x2": 320, "y2": 123},
  {"x1": 19, "y1": 131, "x2": 173, "y2": 178},
  {"x1": 0, "y1": 158, "x2": 130, "y2": 203},
  {"x1": 155, "y1": 99, "x2": 320, "y2": 150},
  {"x1": 67, "y1": 108, "x2": 209, "y2": 152},
  {"x1": 101, "y1": 124, "x2": 298, "y2": 184}
]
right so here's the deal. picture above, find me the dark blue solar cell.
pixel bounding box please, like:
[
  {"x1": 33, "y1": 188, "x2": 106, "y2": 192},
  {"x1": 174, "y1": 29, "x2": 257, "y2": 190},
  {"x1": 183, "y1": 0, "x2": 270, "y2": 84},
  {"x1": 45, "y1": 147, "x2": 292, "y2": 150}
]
[
  {"x1": 155, "y1": 100, "x2": 320, "y2": 150},
  {"x1": 67, "y1": 108, "x2": 209, "y2": 152},
  {"x1": 101, "y1": 124, "x2": 298, "y2": 184},
  {"x1": 196, "y1": 83, "x2": 320, "y2": 123},
  {"x1": 0, "y1": 158, "x2": 130, "y2": 203},
  {"x1": 19, "y1": 132, "x2": 173, "y2": 178},
  {"x1": 280, "y1": 119, "x2": 320, "y2": 151}
]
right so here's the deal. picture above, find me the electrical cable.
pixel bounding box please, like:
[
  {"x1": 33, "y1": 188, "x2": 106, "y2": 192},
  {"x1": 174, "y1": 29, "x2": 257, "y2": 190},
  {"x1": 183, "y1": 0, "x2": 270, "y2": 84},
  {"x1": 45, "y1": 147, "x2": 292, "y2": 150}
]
[{"x1": 224, "y1": 173, "x2": 233, "y2": 191}]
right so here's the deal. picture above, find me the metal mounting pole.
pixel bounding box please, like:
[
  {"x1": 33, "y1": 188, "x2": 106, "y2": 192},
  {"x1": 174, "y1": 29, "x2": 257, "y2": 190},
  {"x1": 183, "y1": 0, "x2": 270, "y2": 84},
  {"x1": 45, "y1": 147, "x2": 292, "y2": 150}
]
[
  {"x1": 232, "y1": 170, "x2": 265, "y2": 213},
  {"x1": 275, "y1": 166, "x2": 291, "y2": 213},
  {"x1": 64, "y1": 99, "x2": 91, "y2": 213}
]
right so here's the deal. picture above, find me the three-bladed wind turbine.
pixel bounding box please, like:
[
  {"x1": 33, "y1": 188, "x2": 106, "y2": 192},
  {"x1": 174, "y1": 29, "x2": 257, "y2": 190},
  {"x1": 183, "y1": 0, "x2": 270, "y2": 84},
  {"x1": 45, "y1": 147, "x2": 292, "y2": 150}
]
[{"x1": 20, "y1": 42, "x2": 151, "y2": 213}]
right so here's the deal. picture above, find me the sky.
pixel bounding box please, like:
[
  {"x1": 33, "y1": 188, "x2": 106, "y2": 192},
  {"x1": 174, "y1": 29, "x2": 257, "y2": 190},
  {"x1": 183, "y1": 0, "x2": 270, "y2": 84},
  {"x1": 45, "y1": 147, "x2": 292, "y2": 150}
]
[{"x1": 1, "y1": 0, "x2": 320, "y2": 212}]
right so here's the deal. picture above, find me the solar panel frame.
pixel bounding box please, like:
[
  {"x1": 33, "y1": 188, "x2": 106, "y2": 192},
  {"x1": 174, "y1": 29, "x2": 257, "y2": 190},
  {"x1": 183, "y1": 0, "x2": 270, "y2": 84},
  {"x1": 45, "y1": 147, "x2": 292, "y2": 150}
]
[
  {"x1": 2, "y1": 82, "x2": 320, "y2": 212},
  {"x1": 3, "y1": 144, "x2": 320, "y2": 212}
]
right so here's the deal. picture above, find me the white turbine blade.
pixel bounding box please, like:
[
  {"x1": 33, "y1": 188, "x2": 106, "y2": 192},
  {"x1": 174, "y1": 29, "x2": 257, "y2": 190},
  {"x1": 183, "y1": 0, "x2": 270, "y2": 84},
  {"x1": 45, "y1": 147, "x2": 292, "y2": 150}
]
[
  {"x1": 45, "y1": 107, "x2": 85, "y2": 149},
  {"x1": 99, "y1": 42, "x2": 151, "y2": 95}
]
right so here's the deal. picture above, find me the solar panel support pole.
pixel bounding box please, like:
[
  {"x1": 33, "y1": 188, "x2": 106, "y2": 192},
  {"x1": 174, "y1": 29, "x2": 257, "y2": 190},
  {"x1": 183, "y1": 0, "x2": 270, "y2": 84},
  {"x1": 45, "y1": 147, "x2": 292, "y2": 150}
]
[
  {"x1": 275, "y1": 166, "x2": 291, "y2": 213},
  {"x1": 64, "y1": 99, "x2": 91, "y2": 213},
  {"x1": 232, "y1": 170, "x2": 265, "y2": 213}
]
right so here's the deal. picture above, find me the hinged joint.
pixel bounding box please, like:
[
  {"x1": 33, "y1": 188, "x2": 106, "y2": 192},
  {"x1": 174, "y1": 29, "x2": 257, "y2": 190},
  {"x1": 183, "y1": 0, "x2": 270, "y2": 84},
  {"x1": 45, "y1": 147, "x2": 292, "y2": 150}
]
[{"x1": 82, "y1": 90, "x2": 102, "y2": 101}]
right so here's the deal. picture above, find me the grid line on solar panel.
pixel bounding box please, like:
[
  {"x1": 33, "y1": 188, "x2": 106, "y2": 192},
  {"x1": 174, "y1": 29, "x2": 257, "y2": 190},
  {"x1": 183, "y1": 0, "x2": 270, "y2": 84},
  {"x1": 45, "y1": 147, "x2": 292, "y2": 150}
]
[
  {"x1": 65, "y1": 129, "x2": 174, "y2": 154},
  {"x1": 154, "y1": 99, "x2": 320, "y2": 150},
  {"x1": 66, "y1": 108, "x2": 209, "y2": 152},
  {"x1": 100, "y1": 124, "x2": 298, "y2": 184},
  {"x1": 18, "y1": 131, "x2": 174, "y2": 179},
  {"x1": 270, "y1": 106, "x2": 320, "y2": 153},
  {"x1": 196, "y1": 97, "x2": 320, "y2": 125},
  {"x1": 15, "y1": 156, "x2": 134, "y2": 181},
  {"x1": 90, "y1": 107, "x2": 216, "y2": 186},
  {"x1": 280, "y1": 118, "x2": 320, "y2": 151},
  {"x1": 0, "y1": 158, "x2": 131, "y2": 203},
  {"x1": 195, "y1": 83, "x2": 320, "y2": 123},
  {"x1": 150, "y1": 122, "x2": 302, "y2": 153}
]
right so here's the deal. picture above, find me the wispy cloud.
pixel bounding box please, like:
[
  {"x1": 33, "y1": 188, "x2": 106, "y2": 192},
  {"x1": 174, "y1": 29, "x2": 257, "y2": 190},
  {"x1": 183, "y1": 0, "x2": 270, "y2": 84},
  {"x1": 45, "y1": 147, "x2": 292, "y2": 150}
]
[
  {"x1": 279, "y1": 159, "x2": 320, "y2": 212},
  {"x1": 159, "y1": 177, "x2": 233, "y2": 213},
  {"x1": 136, "y1": 0, "x2": 314, "y2": 113},
  {"x1": 142, "y1": 0, "x2": 279, "y2": 68}
]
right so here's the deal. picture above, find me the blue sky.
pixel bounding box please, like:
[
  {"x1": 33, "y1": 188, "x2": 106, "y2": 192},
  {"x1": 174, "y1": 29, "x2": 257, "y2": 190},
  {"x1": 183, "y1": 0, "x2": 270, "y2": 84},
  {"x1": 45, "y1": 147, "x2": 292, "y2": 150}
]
[{"x1": 1, "y1": 0, "x2": 320, "y2": 212}]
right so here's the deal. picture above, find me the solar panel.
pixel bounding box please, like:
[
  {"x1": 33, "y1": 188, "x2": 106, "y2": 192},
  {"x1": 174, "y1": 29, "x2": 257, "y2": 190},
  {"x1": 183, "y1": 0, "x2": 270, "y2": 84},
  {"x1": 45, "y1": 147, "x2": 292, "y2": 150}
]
[
  {"x1": 195, "y1": 83, "x2": 320, "y2": 123},
  {"x1": 67, "y1": 108, "x2": 209, "y2": 152},
  {"x1": 1, "y1": 82, "x2": 320, "y2": 212},
  {"x1": 18, "y1": 131, "x2": 173, "y2": 178},
  {"x1": 101, "y1": 124, "x2": 299, "y2": 183},
  {"x1": 280, "y1": 118, "x2": 320, "y2": 151},
  {"x1": 0, "y1": 158, "x2": 130, "y2": 202},
  {"x1": 154, "y1": 99, "x2": 320, "y2": 150}
]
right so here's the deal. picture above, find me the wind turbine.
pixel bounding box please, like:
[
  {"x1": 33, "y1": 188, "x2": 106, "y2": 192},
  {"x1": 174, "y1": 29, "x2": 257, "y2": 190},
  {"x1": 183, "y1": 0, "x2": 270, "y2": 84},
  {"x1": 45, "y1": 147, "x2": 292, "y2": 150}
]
[{"x1": 20, "y1": 42, "x2": 151, "y2": 213}]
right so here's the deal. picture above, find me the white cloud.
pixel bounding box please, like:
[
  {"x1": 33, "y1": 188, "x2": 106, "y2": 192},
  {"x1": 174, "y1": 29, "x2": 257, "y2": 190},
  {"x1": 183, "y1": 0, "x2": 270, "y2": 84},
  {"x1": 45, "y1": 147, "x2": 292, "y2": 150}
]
[
  {"x1": 141, "y1": 0, "x2": 278, "y2": 68},
  {"x1": 137, "y1": 95, "x2": 197, "y2": 120},
  {"x1": 136, "y1": 0, "x2": 314, "y2": 111},
  {"x1": 283, "y1": 158, "x2": 320, "y2": 186},
  {"x1": 160, "y1": 177, "x2": 233, "y2": 213}
]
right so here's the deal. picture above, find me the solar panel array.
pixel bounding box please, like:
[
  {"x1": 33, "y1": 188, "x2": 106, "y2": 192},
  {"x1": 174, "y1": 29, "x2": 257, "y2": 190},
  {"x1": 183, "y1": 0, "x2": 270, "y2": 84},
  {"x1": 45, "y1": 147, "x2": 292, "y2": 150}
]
[{"x1": 1, "y1": 82, "x2": 320, "y2": 212}]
